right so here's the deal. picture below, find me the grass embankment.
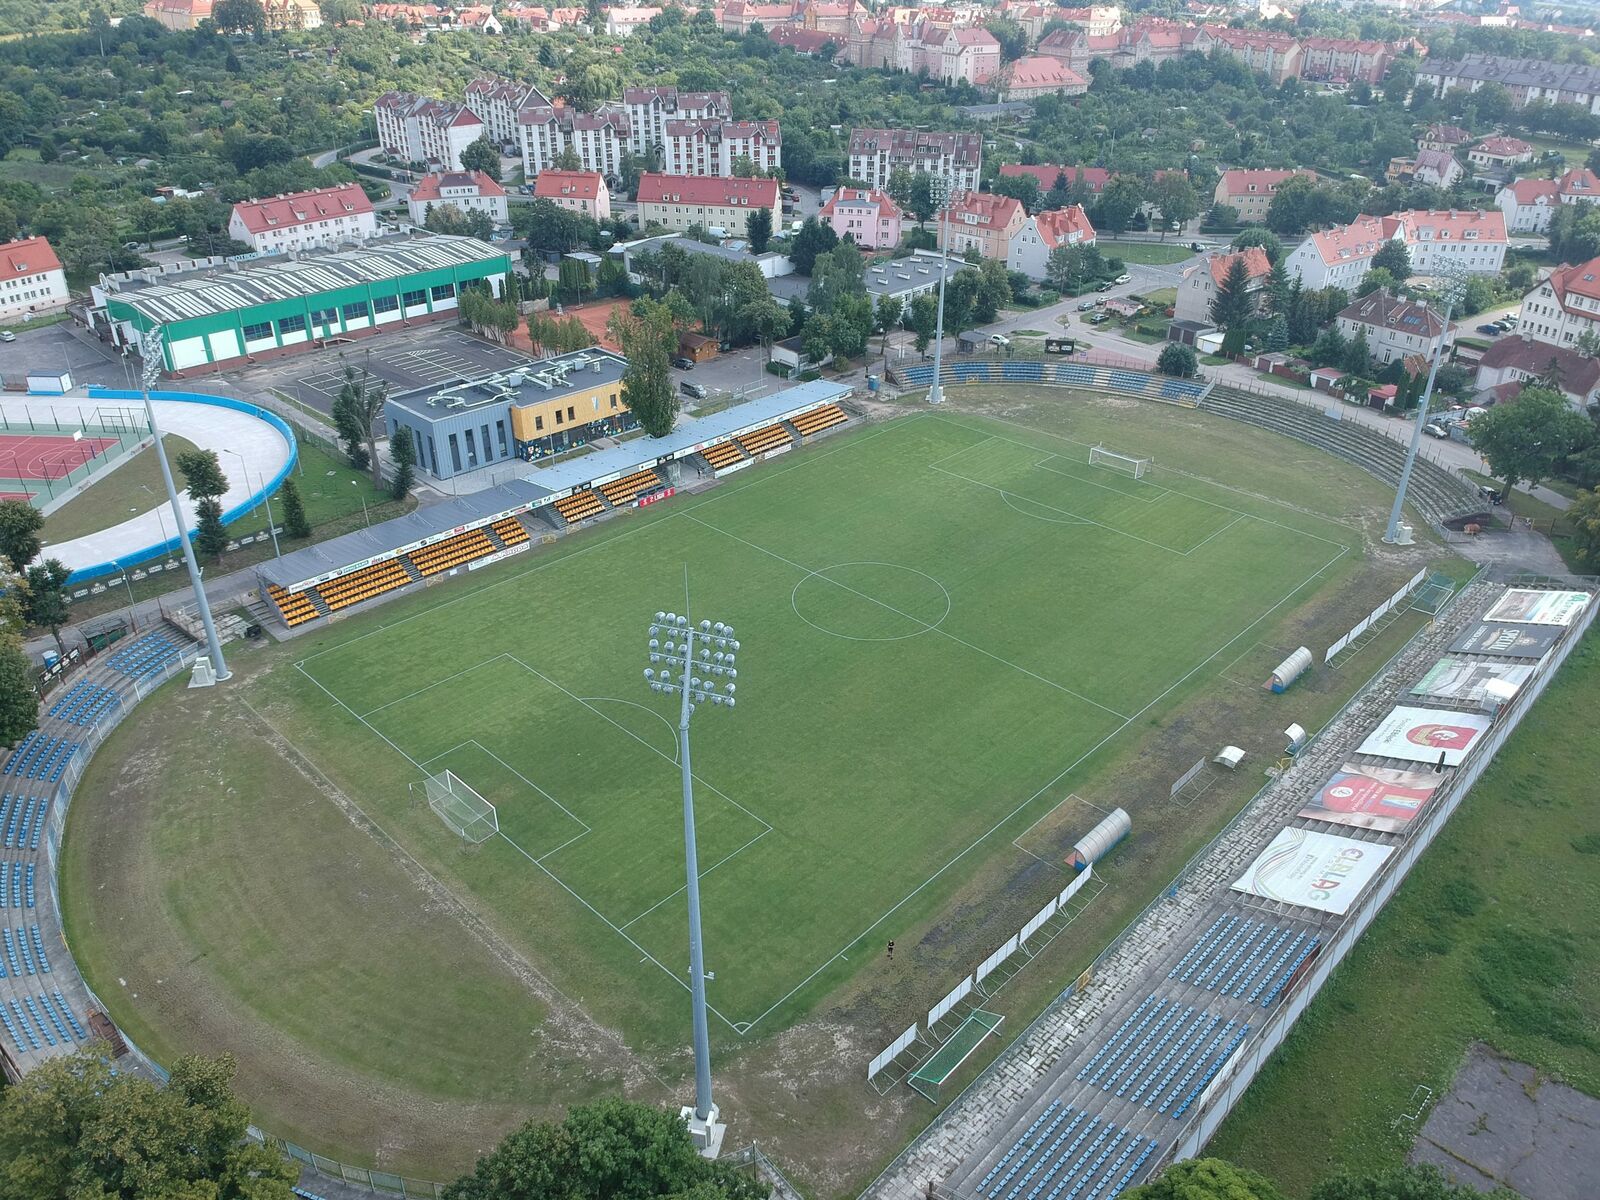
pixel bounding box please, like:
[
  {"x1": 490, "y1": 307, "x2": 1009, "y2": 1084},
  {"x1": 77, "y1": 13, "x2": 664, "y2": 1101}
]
[
  {"x1": 1208, "y1": 634, "x2": 1600, "y2": 1197},
  {"x1": 43, "y1": 434, "x2": 200, "y2": 544}
]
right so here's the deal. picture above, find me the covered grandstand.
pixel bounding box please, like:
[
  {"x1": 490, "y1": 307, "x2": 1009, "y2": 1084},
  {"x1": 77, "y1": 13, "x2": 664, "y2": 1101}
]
[{"x1": 256, "y1": 380, "x2": 853, "y2": 628}]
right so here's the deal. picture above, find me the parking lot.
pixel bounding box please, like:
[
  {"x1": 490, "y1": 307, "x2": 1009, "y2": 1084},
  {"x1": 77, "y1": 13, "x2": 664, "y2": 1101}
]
[{"x1": 250, "y1": 327, "x2": 542, "y2": 417}]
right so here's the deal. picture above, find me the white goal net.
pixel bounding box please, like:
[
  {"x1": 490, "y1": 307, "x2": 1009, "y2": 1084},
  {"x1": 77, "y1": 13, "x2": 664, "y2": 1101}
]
[
  {"x1": 1089, "y1": 445, "x2": 1152, "y2": 479},
  {"x1": 422, "y1": 770, "x2": 498, "y2": 843}
]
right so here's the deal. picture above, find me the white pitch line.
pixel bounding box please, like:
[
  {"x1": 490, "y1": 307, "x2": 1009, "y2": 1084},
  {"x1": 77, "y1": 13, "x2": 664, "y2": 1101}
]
[
  {"x1": 358, "y1": 653, "x2": 510, "y2": 718},
  {"x1": 618, "y1": 825, "x2": 773, "y2": 931}
]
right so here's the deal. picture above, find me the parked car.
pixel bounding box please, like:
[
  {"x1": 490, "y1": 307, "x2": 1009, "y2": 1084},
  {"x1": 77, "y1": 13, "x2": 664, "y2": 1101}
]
[
  {"x1": 0, "y1": 331, "x2": 14, "y2": 343},
  {"x1": 1189, "y1": 241, "x2": 1206, "y2": 252},
  {"x1": 1086, "y1": 312, "x2": 1110, "y2": 325},
  {"x1": 1096, "y1": 281, "x2": 1114, "y2": 292},
  {"x1": 1076, "y1": 299, "x2": 1097, "y2": 311},
  {"x1": 989, "y1": 333, "x2": 1011, "y2": 348},
  {"x1": 672, "y1": 356, "x2": 695, "y2": 370},
  {"x1": 1476, "y1": 323, "x2": 1501, "y2": 335},
  {"x1": 1114, "y1": 273, "x2": 1131, "y2": 285},
  {"x1": 1424, "y1": 421, "x2": 1450, "y2": 438},
  {"x1": 680, "y1": 381, "x2": 709, "y2": 400}
]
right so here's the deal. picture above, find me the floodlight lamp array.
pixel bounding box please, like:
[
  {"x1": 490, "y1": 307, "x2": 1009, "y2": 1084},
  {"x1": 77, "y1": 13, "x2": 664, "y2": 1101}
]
[{"x1": 644, "y1": 612, "x2": 742, "y2": 709}]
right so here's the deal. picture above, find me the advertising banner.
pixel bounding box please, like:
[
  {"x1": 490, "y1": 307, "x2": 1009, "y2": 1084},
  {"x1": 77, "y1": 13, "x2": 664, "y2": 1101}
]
[
  {"x1": 1231, "y1": 826, "x2": 1393, "y2": 915},
  {"x1": 1484, "y1": 589, "x2": 1590, "y2": 627},
  {"x1": 1449, "y1": 622, "x2": 1562, "y2": 660},
  {"x1": 1355, "y1": 706, "x2": 1492, "y2": 766},
  {"x1": 1410, "y1": 657, "x2": 1534, "y2": 704},
  {"x1": 1298, "y1": 762, "x2": 1443, "y2": 833}
]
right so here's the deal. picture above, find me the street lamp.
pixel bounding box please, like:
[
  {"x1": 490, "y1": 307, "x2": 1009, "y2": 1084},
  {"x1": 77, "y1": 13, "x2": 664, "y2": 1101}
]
[
  {"x1": 223, "y1": 447, "x2": 280, "y2": 558},
  {"x1": 1385, "y1": 265, "x2": 1469, "y2": 545},
  {"x1": 350, "y1": 478, "x2": 370, "y2": 526},
  {"x1": 927, "y1": 172, "x2": 959, "y2": 406},
  {"x1": 139, "y1": 324, "x2": 230, "y2": 683},
  {"x1": 643, "y1": 610, "x2": 741, "y2": 1158}
]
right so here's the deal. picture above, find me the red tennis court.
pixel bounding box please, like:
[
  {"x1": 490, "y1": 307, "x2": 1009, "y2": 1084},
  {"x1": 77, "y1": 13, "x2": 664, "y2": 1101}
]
[{"x1": 0, "y1": 433, "x2": 117, "y2": 480}]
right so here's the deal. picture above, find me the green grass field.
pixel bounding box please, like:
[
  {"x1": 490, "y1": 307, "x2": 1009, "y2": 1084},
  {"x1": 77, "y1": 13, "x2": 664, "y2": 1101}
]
[
  {"x1": 64, "y1": 393, "x2": 1456, "y2": 1180},
  {"x1": 283, "y1": 414, "x2": 1350, "y2": 1032},
  {"x1": 1102, "y1": 242, "x2": 1196, "y2": 266},
  {"x1": 43, "y1": 433, "x2": 199, "y2": 543}
]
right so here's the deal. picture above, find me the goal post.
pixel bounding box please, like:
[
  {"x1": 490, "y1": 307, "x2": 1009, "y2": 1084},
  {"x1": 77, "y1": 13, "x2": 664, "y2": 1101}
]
[
  {"x1": 1089, "y1": 444, "x2": 1152, "y2": 479},
  {"x1": 421, "y1": 770, "x2": 499, "y2": 843}
]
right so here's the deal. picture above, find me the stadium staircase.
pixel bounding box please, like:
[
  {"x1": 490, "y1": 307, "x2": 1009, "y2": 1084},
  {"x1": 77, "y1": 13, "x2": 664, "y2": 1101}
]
[
  {"x1": 886, "y1": 359, "x2": 1212, "y2": 407},
  {"x1": 1199, "y1": 386, "x2": 1487, "y2": 528}
]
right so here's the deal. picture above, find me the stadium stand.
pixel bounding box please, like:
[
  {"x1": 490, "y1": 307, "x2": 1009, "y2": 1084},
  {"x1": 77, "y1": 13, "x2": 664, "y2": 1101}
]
[
  {"x1": 408, "y1": 529, "x2": 495, "y2": 577},
  {"x1": 790, "y1": 404, "x2": 849, "y2": 437},
  {"x1": 106, "y1": 631, "x2": 185, "y2": 679},
  {"x1": 553, "y1": 490, "x2": 605, "y2": 525},
  {"x1": 2, "y1": 734, "x2": 79, "y2": 783},
  {"x1": 599, "y1": 468, "x2": 665, "y2": 508},
  {"x1": 888, "y1": 360, "x2": 1210, "y2": 406},
  {"x1": 315, "y1": 558, "x2": 414, "y2": 610},
  {"x1": 701, "y1": 441, "x2": 748, "y2": 471},
  {"x1": 267, "y1": 583, "x2": 321, "y2": 627},
  {"x1": 737, "y1": 424, "x2": 794, "y2": 457},
  {"x1": 47, "y1": 681, "x2": 119, "y2": 727},
  {"x1": 491, "y1": 516, "x2": 530, "y2": 547},
  {"x1": 1167, "y1": 913, "x2": 1322, "y2": 1006},
  {"x1": 972, "y1": 1102, "x2": 1156, "y2": 1200}
]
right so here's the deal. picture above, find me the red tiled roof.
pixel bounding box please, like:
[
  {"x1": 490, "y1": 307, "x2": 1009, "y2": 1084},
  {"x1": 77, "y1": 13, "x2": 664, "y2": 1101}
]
[
  {"x1": 1033, "y1": 205, "x2": 1095, "y2": 248},
  {"x1": 1204, "y1": 246, "x2": 1271, "y2": 287},
  {"x1": 1000, "y1": 163, "x2": 1111, "y2": 192},
  {"x1": 1503, "y1": 177, "x2": 1558, "y2": 204},
  {"x1": 1002, "y1": 55, "x2": 1086, "y2": 89},
  {"x1": 946, "y1": 190, "x2": 1023, "y2": 230},
  {"x1": 1391, "y1": 207, "x2": 1507, "y2": 243},
  {"x1": 1557, "y1": 167, "x2": 1600, "y2": 199},
  {"x1": 819, "y1": 187, "x2": 903, "y2": 219},
  {"x1": 0, "y1": 237, "x2": 62, "y2": 284},
  {"x1": 1474, "y1": 135, "x2": 1533, "y2": 156},
  {"x1": 534, "y1": 169, "x2": 603, "y2": 201},
  {"x1": 1478, "y1": 335, "x2": 1600, "y2": 393},
  {"x1": 1218, "y1": 168, "x2": 1315, "y2": 196},
  {"x1": 1545, "y1": 256, "x2": 1600, "y2": 310},
  {"x1": 410, "y1": 171, "x2": 507, "y2": 202},
  {"x1": 1304, "y1": 215, "x2": 1393, "y2": 266},
  {"x1": 230, "y1": 183, "x2": 373, "y2": 235},
  {"x1": 635, "y1": 173, "x2": 780, "y2": 207}
]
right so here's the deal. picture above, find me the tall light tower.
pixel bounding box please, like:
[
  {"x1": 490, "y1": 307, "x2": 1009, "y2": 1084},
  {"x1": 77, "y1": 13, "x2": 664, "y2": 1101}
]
[
  {"x1": 927, "y1": 172, "x2": 958, "y2": 406},
  {"x1": 644, "y1": 609, "x2": 741, "y2": 1157},
  {"x1": 141, "y1": 325, "x2": 230, "y2": 683},
  {"x1": 1385, "y1": 266, "x2": 1468, "y2": 545}
]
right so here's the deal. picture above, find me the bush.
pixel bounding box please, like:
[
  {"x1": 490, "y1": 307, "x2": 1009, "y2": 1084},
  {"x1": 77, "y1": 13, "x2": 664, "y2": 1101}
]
[
  {"x1": 764, "y1": 361, "x2": 792, "y2": 378},
  {"x1": 1157, "y1": 343, "x2": 1197, "y2": 378}
]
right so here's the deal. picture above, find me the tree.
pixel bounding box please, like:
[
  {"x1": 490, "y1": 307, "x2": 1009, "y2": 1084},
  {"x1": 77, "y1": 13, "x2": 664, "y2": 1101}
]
[
  {"x1": 745, "y1": 206, "x2": 773, "y2": 254},
  {"x1": 809, "y1": 240, "x2": 866, "y2": 314},
  {"x1": 1343, "y1": 327, "x2": 1373, "y2": 375},
  {"x1": 1047, "y1": 244, "x2": 1088, "y2": 294},
  {"x1": 0, "y1": 632, "x2": 35, "y2": 748},
  {"x1": 1264, "y1": 258, "x2": 1290, "y2": 315},
  {"x1": 906, "y1": 292, "x2": 938, "y2": 355},
  {"x1": 0, "y1": 499, "x2": 45, "y2": 570},
  {"x1": 279, "y1": 476, "x2": 311, "y2": 539},
  {"x1": 426, "y1": 204, "x2": 495, "y2": 241},
  {"x1": 175, "y1": 448, "x2": 228, "y2": 502},
  {"x1": 1371, "y1": 238, "x2": 1412, "y2": 282},
  {"x1": 442, "y1": 1099, "x2": 763, "y2": 1200},
  {"x1": 1123, "y1": 1159, "x2": 1285, "y2": 1200},
  {"x1": 1356, "y1": 268, "x2": 1397, "y2": 298},
  {"x1": 607, "y1": 299, "x2": 679, "y2": 437},
  {"x1": 1095, "y1": 175, "x2": 1146, "y2": 237},
  {"x1": 888, "y1": 170, "x2": 938, "y2": 228},
  {"x1": 332, "y1": 364, "x2": 386, "y2": 485},
  {"x1": 739, "y1": 298, "x2": 791, "y2": 360},
  {"x1": 211, "y1": 0, "x2": 264, "y2": 32},
  {"x1": 194, "y1": 498, "x2": 229, "y2": 561},
  {"x1": 1232, "y1": 227, "x2": 1284, "y2": 264},
  {"x1": 990, "y1": 172, "x2": 1042, "y2": 214},
  {"x1": 1151, "y1": 174, "x2": 1200, "y2": 238},
  {"x1": 0, "y1": 1050, "x2": 296, "y2": 1200},
  {"x1": 875, "y1": 294, "x2": 904, "y2": 356},
  {"x1": 1264, "y1": 174, "x2": 1317, "y2": 235},
  {"x1": 984, "y1": 15, "x2": 1027, "y2": 60},
  {"x1": 1469, "y1": 387, "x2": 1592, "y2": 505},
  {"x1": 790, "y1": 216, "x2": 838, "y2": 276},
  {"x1": 972, "y1": 258, "x2": 1012, "y2": 324},
  {"x1": 459, "y1": 134, "x2": 501, "y2": 182},
  {"x1": 1569, "y1": 487, "x2": 1600, "y2": 568},
  {"x1": 1157, "y1": 343, "x2": 1198, "y2": 378},
  {"x1": 388, "y1": 426, "x2": 416, "y2": 501},
  {"x1": 1210, "y1": 256, "x2": 1255, "y2": 330},
  {"x1": 23, "y1": 559, "x2": 70, "y2": 654}
]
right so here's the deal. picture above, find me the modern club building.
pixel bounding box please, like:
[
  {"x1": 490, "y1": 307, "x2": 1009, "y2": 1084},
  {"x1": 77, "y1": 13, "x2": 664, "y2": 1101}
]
[
  {"x1": 384, "y1": 348, "x2": 636, "y2": 479},
  {"x1": 90, "y1": 233, "x2": 512, "y2": 377}
]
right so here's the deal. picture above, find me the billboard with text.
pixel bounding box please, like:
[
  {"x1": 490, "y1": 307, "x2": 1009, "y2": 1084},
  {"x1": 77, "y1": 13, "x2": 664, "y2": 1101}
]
[
  {"x1": 1449, "y1": 622, "x2": 1562, "y2": 660},
  {"x1": 1298, "y1": 762, "x2": 1443, "y2": 833},
  {"x1": 1356, "y1": 706, "x2": 1492, "y2": 766},
  {"x1": 1484, "y1": 589, "x2": 1590, "y2": 627},
  {"x1": 1231, "y1": 826, "x2": 1393, "y2": 915},
  {"x1": 1410, "y1": 657, "x2": 1534, "y2": 704}
]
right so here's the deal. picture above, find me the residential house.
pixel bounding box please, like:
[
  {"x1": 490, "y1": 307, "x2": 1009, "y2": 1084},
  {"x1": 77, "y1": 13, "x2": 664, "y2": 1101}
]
[
  {"x1": 718, "y1": 0, "x2": 802, "y2": 32},
  {"x1": 635, "y1": 173, "x2": 782, "y2": 238},
  {"x1": 1517, "y1": 257, "x2": 1600, "y2": 349},
  {"x1": 1418, "y1": 124, "x2": 1471, "y2": 153},
  {"x1": 533, "y1": 170, "x2": 612, "y2": 221},
  {"x1": 662, "y1": 119, "x2": 782, "y2": 178},
  {"x1": 1391, "y1": 208, "x2": 1507, "y2": 275},
  {"x1": 768, "y1": 25, "x2": 840, "y2": 53},
  {"x1": 1474, "y1": 336, "x2": 1600, "y2": 409},
  {"x1": 937, "y1": 191, "x2": 1025, "y2": 262},
  {"x1": 466, "y1": 77, "x2": 550, "y2": 149},
  {"x1": 1496, "y1": 177, "x2": 1560, "y2": 233},
  {"x1": 1297, "y1": 36, "x2": 1395, "y2": 84},
  {"x1": 802, "y1": 0, "x2": 865, "y2": 34},
  {"x1": 848, "y1": 129, "x2": 982, "y2": 194},
  {"x1": 603, "y1": 6, "x2": 660, "y2": 36},
  {"x1": 1283, "y1": 215, "x2": 1393, "y2": 291},
  {"x1": 623, "y1": 87, "x2": 732, "y2": 159},
  {"x1": 917, "y1": 25, "x2": 1002, "y2": 86},
  {"x1": 1204, "y1": 26, "x2": 1302, "y2": 85},
  {"x1": 818, "y1": 188, "x2": 904, "y2": 249},
  {"x1": 1174, "y1": 246, "x2": 1271, "y2": 325},
  {"x1": 261, "y1": 0, "x2": 323, "y2": 27},
  {"x1": 1467, "y1": 135, "x2": 1535, "y2": 172},
  {"x1": 1008, "y1": 205, "x2": 1096, "y2": 279},
  {"x1": 228, "y1": 183, "x2": 377, "y2": 254},
  {"x1": 407, "y1": 172, "x2": 509, "y2": 226},
  {"x1": 1335, "y1": 289, "x2": 1454, "y2": 366},
  {"x1": 0, "y1": 237, "x2": 69, "y2": 322},
  {"x1": 1213, "y1": 168, "x2": 1316, "y2": 224},
  {"x1": 141, "y1": 0, "x2": 211, "y2": 29},
  {"x1": 518, "y1": 106, "x2": 630, "y2": 179},
  {"x1": 998, "y1": 56, "x2": 1089, "y2": 100},
  {"x1": 1412, "y1": 148, "x2": 1465, "y2": 189},
  {"x1": 374, "y1": 92, "x2": 485, "y2": 171},
  {"x1": 1415, "y1": 56, "x2": 1600, "y2": 113}
]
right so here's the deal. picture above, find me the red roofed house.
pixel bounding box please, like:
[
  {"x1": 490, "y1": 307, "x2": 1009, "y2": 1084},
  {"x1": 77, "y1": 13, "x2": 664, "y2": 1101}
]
[
  {"x1": 1519, "y1": 256, "x2": 1600, "y2": 350},
  {"x1": 1212, "y1": 168, "x2": 1317, "y2": 224},
  {"x1": 819, "y1": 188, "x2": 904, "y2": 250},
  {"x1": 938, "y1": 191, "x2": 1026, "y2": 262},
  {"x1": 1175, "y1": 246, "x2": 1272, "y2": 324},
  {"x1": 1475, "y1": 335, "x2": 1600, "y2": 409},
  {"x1": 1336, "y1": 289, "x2": 1454, "y2": 365},
  {"x1": 915, "y1": 25, "x2": 1002, "y2": 86},
  {"x1": 1467, "y1": 136, "x2": 1535, "y2": 172},
  {"x1": 0, "y1": 237, "x2": 69, "y2": 322},
  {"x1": 1496, "y1": 168, "x2": 1600, "y2": 232},
  {"x1": 407, "y1": 171, "x2": 510, "y2": 226},
  {"x1": 1000, "y1": 163, "x2": 1111, "y2": 195},
  {"x1": 142, "y1": 0, "x2": 212, "y2": 29},
  {"x1": 635, "y1": 173, "x2": 781, "y2": 238},
  {"x1": 1297, "y1": 36, "x2": 1398, "y2": 84},
  {"x1": 533, "y1": 169, "x2": 611, "y2": 221},
  {"x1": 1419, "y1": 124, "x2": 1472, "y2": 153},
  {"x1": 1411, "y1": 148, "x2": 1465, "y2": 189},
  {"x1": 228, "y1": 183, "x2": 377, "y2": 255},
  {"x1": 1008, "y1": 205, "x2": 1096, "y2": 279},
  {"x1": 998, "y1": 55, "x2": 1089, "y2": 101},
  {"x1": 1390, "y1": 208, "x2": 1507, "y2": 275}
]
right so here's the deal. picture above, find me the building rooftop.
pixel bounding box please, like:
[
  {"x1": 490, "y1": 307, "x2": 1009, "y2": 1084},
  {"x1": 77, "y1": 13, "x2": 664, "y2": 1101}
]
[
  {"x1": 387, "y1": 348, "x2": 629, "y2": 419},
  {"x1": 410, "y1": 171, "x2": 507, "y2": 202},
  {"x1": 230, "y1": 183, "x2": 374, "y2": 236},
  {"x1": 98, "y1": 233, "x2": 509, "y2": 325},
  {"x1": 636, "y1": 173, "x2": 780, "y2": 208},
  {"x1": 0, "y1": 237, "x2": 62, "y2": 284}
]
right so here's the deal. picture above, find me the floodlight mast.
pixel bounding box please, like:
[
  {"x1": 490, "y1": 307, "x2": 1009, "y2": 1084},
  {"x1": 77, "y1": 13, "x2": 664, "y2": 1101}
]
[
  {"x1": 928, "y1": 173, "x2": 955, "y2": 406},
  {"x1": 644, "y1": 610, "x2": 741, "y2": 1151},
  {"x1": 1386, "y1": 266, "x2": 1467, "y2": 545},
  {"x1": 140, "y1": 324, "x2": 230, "y2": 681}
]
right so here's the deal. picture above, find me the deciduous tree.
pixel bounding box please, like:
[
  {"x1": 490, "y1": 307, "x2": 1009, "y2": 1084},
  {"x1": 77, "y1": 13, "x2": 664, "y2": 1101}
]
[
  {"x1": 745, "y1": 206, "x2": 772, "y2": 253},
  {"x1": 0, "y1": 500, "x2": 45, "y2": 570},
  {"x1": 459, "y1": 134, "x2": 501, "y2": 182},
  {"x1": 1469, "y1": 386, "x2": 1592, "y2": 505},
  {"x1": 607, "y1": 299, "x2": 679, "y2": 437},
  {"x1": 22, "y1": 559, "x2": 70, "y2": 654},
  {"x1": 1157, "y1": 343, "x2": 1197, "y2": 378},
  {"x1": 0, "y1": 631, "x2": 36, "y2": 748},
  {"x1": 332, "y1": 364, "x2": 386, "y2": 485}
]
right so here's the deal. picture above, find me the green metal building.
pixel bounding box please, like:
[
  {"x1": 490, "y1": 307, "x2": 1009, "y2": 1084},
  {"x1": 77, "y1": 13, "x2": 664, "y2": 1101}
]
[{"x1": 90, "y1": 233, "x2": 513, "y2": 377}]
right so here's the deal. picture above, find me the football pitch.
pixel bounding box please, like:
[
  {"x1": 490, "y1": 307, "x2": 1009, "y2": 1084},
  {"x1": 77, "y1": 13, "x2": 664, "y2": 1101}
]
[{"x1": 283, "y1": 411, "x2": 1356, "y2": 1036}]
